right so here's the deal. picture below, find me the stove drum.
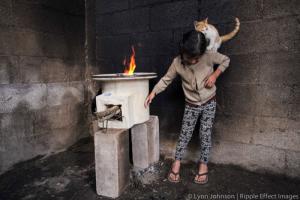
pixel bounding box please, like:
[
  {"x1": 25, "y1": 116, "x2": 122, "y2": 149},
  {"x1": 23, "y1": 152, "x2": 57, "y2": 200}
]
[{"x1": 95, "y1": 74, "x2": 156, "y2": 129}]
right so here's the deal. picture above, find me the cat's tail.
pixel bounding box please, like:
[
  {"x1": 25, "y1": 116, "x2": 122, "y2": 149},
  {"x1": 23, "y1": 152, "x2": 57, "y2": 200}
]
[{"x1": 221, "y1": 17, "x2": 240, "y2": 43}]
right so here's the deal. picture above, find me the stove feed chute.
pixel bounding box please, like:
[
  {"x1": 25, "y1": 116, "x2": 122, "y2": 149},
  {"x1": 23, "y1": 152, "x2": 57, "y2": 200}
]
[
  {"x1": 93, "y1": 73, "x2": 157, "y2": 129},
  {"x1": 96, "y1": 92, "x2": 134, "y2": 129}
]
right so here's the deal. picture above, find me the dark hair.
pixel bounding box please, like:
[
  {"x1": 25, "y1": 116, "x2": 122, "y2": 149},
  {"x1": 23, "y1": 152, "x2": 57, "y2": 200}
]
[{"x1": 179, "y1": 30, "x2": 207, "y2": 65}]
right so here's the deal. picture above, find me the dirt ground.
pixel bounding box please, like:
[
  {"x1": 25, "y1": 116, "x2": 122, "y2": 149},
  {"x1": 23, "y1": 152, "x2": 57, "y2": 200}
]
[{"x1": 0, "y1": 137, "x2": 299, "y2": 200}]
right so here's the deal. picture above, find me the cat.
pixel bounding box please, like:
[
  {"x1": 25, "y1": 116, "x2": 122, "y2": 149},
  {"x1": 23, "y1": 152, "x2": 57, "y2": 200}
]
[{"x1": 194, "y1": 17, "x2": 240, "y2": 52}]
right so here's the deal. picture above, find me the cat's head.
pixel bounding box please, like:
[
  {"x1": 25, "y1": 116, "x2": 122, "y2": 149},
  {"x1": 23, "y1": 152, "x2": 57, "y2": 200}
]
[{"x1": 194, "y1": 18, "x2": 209, "y2": 33}]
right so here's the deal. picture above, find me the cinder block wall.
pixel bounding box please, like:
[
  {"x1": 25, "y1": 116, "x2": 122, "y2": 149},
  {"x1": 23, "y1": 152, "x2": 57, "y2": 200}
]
[
  {"x1": 0, "y1": 0, "x2": 88, "y2": 174},
  {"x1": 94, "y1": 0, "x2": 300, "y2": 178}
]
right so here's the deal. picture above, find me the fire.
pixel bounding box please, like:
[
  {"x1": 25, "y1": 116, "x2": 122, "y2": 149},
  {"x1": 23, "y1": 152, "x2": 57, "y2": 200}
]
[{"x1": 123, "y1": 46, "x2": 136, "y2": 75}]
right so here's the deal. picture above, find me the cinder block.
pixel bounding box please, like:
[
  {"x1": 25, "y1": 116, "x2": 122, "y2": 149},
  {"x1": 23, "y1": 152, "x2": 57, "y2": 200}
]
[
  {"x1": 131, "y1": 31, "x2": 173, "y2": 57},
  {"x1": 0, "y1": 84, "x2": 47, "y2": 113},
  {"x1": 46, "y1": 82, "x2": 84, "y2": 107},
  {"x1": 94, "y1": 129, "x2": 130, "y2": 198},
  {"x1": 13, "y1": 31, "x2": 68, "y2": 58},
  {"x1": 256, "y1": 85, "x2": 292, "y2": 118},
  {"x1": 259, "y1": 51, "x2": 300, "y2": 86},
  {"x1": 150, "y1": 1, "x2": 198, "y2": 30},
  {"x1": 131, "y1": 123, "x2": 149, "y2": 168},
  {"x1": 130, "y1": 0, "x2": 170, "y2": 8},
  {"x1": 131, "y1": 115, "x2": 160, "y2": 169},
  {"x1": 0, "y1": 28, "x2": 14, "y2": 55},
  {"x1": 41, "y1": 59, "x2": 67, "y2": 83},
  {"x1": 251, "y1": 116, "x2": 300, "y2": 151},
  {"x1": 220, "y1": 16, "x2": 299, "y2": 55},
  {"x1": 285, "y1": 150, "x2": 300, "y2": 178},
  {"x1": 263, "y1": 0, "x2": 300, "y2": 19},
  {"x1": 0, "y1": 56, "x2": 19, "y2": 84},
  {"x1": 96, "y1": 8, "x2": 149, "y2": 36},
  {"x1": 219, "y1": 53, "x2": 260, "y2": 85},
  {"x1": 13, "y1": 2, "x2": 64, "y2": 34},
  {"x1": 145, "y1": 116, "x2": 160, "y2": 164},
  {"x1": 222, "y1": 84, "x2": 259, "y2": 116},
  {"x1": 210, "y1": 140, "x2": 286, "y2": 174},
  {"x1": 0, "y1": 0, "x2": 13, "y2": 27},
  {"x1": 96, "y1": 35, "x2": 131, "y2": 59},
  {"x1": 96, "y1": 0, "x2": 128, "y2": 14},
  {"x1": 213, "y1": 113, "x2": 255, "y2": 144},
  {"x1": 199, "y1": 0, "x2": 263, "y2": 24},
  {"x1": 19, "y1": 56, "x2": 43, "y2": 84}
]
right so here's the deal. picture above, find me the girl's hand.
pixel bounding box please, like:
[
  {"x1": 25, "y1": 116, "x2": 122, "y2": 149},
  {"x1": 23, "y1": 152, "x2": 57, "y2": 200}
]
[
  {"x1": 144, "y1": 91, "x2": 156, "y2": 108},
  {"x1": 204, "y1": 74, "x2": 217, "y2": 88}
]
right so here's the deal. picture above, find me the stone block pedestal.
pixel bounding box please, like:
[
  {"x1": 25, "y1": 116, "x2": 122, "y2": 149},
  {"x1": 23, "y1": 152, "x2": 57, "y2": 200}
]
[
  {"x1": 93, "y1": 115, "x2": 160, "y2": 198},
  {"x1": 94, "y1": 129, "x2": 130, "y2": 198},
  {"x1": 131, "y1": 115, "x2": 160, "y2": 169}
]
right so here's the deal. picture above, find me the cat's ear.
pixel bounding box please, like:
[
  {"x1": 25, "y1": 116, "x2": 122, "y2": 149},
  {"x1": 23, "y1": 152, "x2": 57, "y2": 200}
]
[
  {"x1": 205, "y1": 18, "x2": 208, "y2": 24},
  {"x1": 193, "y1": 21, "x2": 198, "y2": 28}
]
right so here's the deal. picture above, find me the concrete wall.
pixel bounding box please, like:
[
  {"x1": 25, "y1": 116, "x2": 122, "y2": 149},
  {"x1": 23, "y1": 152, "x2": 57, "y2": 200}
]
[
  {"x1": 0, "y1": 0, "x2": 88, "y2": 174},
  {"x1": 94, "y1": 0, "x2": 300, "y2": 178}
]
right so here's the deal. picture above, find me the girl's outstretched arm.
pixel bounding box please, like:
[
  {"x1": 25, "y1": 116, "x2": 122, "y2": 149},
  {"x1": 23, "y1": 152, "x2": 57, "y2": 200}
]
[{"x1": 144, "y1": 58, "x2": 178, "y2": 108}]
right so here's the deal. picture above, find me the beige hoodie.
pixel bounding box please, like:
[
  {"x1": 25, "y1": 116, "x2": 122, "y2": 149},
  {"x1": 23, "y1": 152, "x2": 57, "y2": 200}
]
[{"x1": 151, "y1": 50, "x2": 230, "y2": 105}]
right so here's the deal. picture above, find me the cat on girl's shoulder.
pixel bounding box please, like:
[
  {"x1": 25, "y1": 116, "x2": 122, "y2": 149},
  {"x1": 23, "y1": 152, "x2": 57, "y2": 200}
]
[{"x1": 194, "y1": 17, "x2": 240, "y2": 52}]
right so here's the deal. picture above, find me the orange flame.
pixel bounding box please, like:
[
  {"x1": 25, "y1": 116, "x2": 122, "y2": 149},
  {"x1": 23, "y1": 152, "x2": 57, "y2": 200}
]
[{"x1": 123, "y1": 46, "x2": 136, "y2": 75}]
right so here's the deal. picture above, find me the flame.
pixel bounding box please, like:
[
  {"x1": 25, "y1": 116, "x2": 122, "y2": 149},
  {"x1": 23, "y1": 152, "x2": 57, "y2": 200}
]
[{"x1": 123, "y1": 46, "x2": 136, "y2": 75}]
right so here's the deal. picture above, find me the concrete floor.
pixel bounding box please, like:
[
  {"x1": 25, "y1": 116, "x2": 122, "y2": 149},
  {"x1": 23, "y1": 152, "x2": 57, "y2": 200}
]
[{"x1": 0, "y1": 137, "x2": 299, "y2": 200}]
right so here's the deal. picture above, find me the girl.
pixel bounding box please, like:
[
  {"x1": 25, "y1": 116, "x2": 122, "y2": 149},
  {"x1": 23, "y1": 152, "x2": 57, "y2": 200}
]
[{"x1": 144, "y1": 30, "x2": 230, "y2": 184}]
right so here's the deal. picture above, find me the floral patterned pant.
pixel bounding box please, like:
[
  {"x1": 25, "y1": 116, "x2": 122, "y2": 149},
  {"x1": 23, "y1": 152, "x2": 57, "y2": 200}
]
[{"x1": 174, "y1": 98, "x2": 217, "y2": 164}]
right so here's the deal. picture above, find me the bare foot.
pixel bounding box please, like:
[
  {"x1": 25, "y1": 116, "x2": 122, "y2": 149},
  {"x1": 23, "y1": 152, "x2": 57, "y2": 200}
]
[
  {"x1": 195, "y1": 162, "x2": 208, "y2": 182},
  {"x1": 168, "y1": 160, "x2": 181, "y2": 181}
]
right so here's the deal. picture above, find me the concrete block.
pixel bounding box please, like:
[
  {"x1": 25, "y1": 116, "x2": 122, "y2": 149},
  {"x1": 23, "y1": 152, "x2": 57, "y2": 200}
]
[
  {"x1": 19, "y1": 56, "x2": 43, "y2": 84},
  {"x1": 199, "y1": 0, "x2": 263, "y2": 24},
  {"x1": 50, "y1": 126, "x2": 79, "y2": 150},
  {"x1": 96, "y1": 8, "x2": 149, "y2": 36},
  {"x1": 96, "y1": 0, "x2": 128, "y2": 14},
  {"x1": 286, "y1": 118, "x2": 300, "y2": 132},
  {"x1": 210, "y1": 140, "x2": 286, "y2": 175},
  {"x1": 131, "y1": 123, "x2": 149, "y2": 168},
  {"x1": 222, "y1": 84, "x2": 259, "y2": 116},
  {"x1": 150, "y1": 1, "x2": 198, "y2": 31},
  {"x1": 285, "y1": 150, "x2": 300, "y2": 178},
  {"x1": 131, "y1": 31, "x2": 173, "y2": 57},
  {"x1": 94, "y1": 129, "x2": 130, "y2": 198},
  {"x1": 145, "y1": 116, "x2": 160, "y2": 164},
  {"x1": 130, "y1": 0, "x2": 170, "y2": 8},
  {"x1": 65, "y1": 61, "x2": 85, "y2": 82},
  {"x1": 0, "y1": 56, "x2": 19, "y2": 84},
  {"x1": 64, "y1": 15, "x2": 85, "y2": 36},
  {"x1": 263, "y1": 0, "x2": 300, "y2": 19},
  {"x1": 256, "y1": 85, "x2": 292, "y2": 118},
  {"x1": 131, "y1": 115, "x2": 160, "y2": 168},
  {"x1": 13, "y1": 2, "x2": 64, "y2": 34},
  {"x1": 213, "y1": 113, "x2": 255, "y2": 144},
  {"x1": 290, "y1": 86, "x2": 300, "y2": 104},
  {"x1": 96, "y1": 35, "x2": 131, "y2": 59},
  {"x1": 46, "y1": 82, "x2": 84, "y2": 107},
  {"x1": 289, "y1": 103, "x2": 300, "y2": 120},
  {"x1": 13, "y1": 31, "x2": 68, "y2": 58},
  {"x1": 218, "y1": 53, "x2": 260, "y2": 85},
  {"x1": 220, "y1": 16, "x2": 299, "y2": 55},
  {"x1": 252, "y1": 116, "x2": 300, "y2": 152},
  {"x1": 0, "y1": 28, "x2": 14, "y2": 55},
  {"x1": 0, "y1": 84, "x2": 47, "y2": 113},
  {"x1": 0, "y1": 0, "x2": 13, "y2": 27},
  {"x1": 41, "y1": 59, "x2": 68, "y2": 83},
  {"x1": 0, "y1": 110, "x2": 34, "y2": 139},
  {"x1": 259, "y1": 51, "x2": 300, "y2": 86}
]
